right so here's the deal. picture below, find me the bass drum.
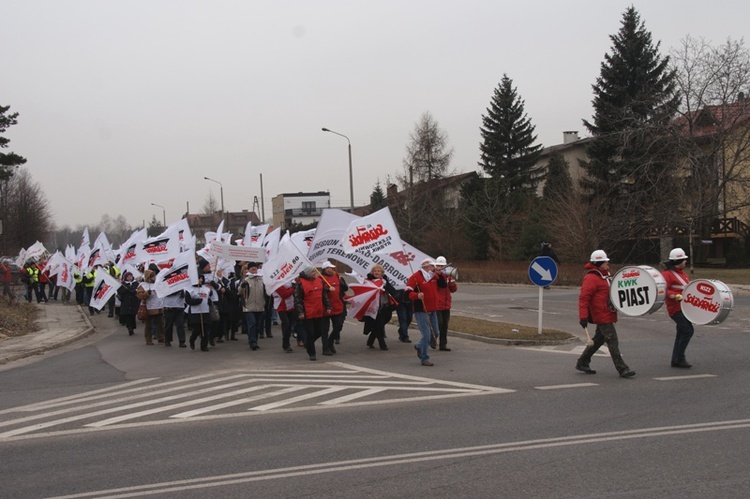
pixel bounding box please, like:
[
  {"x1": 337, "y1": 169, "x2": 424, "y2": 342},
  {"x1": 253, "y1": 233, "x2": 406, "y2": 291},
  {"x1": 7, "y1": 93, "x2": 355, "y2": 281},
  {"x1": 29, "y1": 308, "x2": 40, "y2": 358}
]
[
  {"x1": 681, "y1": 279, "x2": 734, "y2": 325},
  {"x1": 609, "y1": 265, "x2": 666, "y2": 316}
]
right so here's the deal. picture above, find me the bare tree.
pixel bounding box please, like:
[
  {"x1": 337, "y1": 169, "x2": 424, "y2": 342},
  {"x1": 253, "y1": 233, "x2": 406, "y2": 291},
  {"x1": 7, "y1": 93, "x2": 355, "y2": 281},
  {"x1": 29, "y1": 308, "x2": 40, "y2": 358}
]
[
  {"x1": 2, "y1": 168, "x2": 52, "y2": 253},
  {"x1": 392, "y1": 112, "x2": 455, "y2": 248},
  {"x1": 671, "y1": 36, "x2": 750, "y2": 239},
  {"x1": 202, "y1": 191, "x2": 219, "y2": 215},
  {"x1": 401, "y1": 111, "x2": 454, "y2": 184}
]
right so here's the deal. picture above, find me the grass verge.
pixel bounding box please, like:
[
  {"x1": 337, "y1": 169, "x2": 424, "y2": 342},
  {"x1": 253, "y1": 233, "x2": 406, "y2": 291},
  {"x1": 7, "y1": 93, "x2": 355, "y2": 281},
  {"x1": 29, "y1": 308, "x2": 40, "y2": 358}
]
[
  {"x1": 448, "y1": 315, "x2": 576, "y2": 342},
  {"x1": 0, "y1": 297, "x2": 40, "y2": 340}
]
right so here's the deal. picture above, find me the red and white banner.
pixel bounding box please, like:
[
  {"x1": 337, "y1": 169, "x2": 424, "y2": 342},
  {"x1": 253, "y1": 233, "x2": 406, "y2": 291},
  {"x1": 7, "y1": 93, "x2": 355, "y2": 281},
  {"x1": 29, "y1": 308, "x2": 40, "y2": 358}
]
[
  {"x1": 154, "y1": 250, "x2": 199, "y2": 298},
  {"x1": 262, "y1": 238, "x2": 313, "y2": 294},
  {"x1": 341, "y1": 207, "x2": 403, "y2": 256},
  {"x1": 89, "y1": 270, "x2": 122, "y2": 310},
  {"x1": 307, "y1": 209, "x2": 429, "y2": 290}
]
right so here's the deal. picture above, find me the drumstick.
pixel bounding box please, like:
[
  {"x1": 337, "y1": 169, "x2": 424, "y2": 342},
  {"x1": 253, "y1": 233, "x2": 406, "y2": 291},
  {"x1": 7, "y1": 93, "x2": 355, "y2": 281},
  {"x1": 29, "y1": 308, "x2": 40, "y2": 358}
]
[{"x1": 583, "y1": 326, "x2": 594, "y2": 347}]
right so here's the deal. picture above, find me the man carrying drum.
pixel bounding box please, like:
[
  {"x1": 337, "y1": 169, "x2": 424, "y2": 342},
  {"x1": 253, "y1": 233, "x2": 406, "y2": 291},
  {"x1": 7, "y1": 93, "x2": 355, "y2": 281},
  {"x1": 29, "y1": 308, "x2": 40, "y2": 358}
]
[
  {"x1": 576, "y1": 250, "x2": 636, "y2": 378},
  {"x1": 662, "y1": 248, "x2": 694, "y2": 369}
]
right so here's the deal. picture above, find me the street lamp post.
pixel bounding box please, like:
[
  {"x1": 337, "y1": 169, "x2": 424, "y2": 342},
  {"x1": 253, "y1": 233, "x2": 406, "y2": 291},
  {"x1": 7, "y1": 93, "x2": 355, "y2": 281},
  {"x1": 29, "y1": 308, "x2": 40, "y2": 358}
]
[
  {"x1": 322, "y1": 127, "x2": 354, "y2": 212},
  {"x1": 150, "y1": 202, "x2": 166, "y2": 227},
  {"x1": 203, "y1": 176, "x2": 226, "y2": 227}
]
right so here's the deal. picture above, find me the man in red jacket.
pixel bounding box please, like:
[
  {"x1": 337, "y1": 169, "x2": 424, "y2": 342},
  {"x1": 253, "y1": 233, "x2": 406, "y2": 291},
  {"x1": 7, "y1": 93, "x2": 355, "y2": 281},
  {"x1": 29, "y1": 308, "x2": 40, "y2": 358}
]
[
  {"x1": 434, "y1": 256, "x2": 457, "y2": 351},
  {"x1": 661, "y1": 248, "x2": 693, "y2": 368},
  {"x1": 406, "y1": 258, "x2": 444, "y2": 366},
  {"x1": 575, "y1": 250, "x2": 636, "y2": 378}
]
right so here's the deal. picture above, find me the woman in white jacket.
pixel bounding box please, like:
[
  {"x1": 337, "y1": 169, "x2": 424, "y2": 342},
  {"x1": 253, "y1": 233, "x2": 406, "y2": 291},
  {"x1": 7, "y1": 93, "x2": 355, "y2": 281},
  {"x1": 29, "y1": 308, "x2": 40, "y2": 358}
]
[{"x1": 185, "y1": 274, "x2": 217, "y2": 352}]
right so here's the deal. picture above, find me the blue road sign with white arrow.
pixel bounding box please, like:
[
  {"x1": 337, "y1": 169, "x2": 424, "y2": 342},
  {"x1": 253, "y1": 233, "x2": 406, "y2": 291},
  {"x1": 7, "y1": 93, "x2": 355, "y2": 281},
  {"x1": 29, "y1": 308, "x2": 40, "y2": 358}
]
[{"x1": 528, "y1": 256, "x2": 558, "y2": 287}]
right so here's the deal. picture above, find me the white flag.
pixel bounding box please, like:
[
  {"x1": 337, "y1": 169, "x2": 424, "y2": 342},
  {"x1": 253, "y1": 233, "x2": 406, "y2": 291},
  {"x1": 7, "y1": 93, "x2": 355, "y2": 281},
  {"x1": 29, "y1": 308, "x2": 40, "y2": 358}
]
[
  {"x1": 262, "y1": 238, "x2": 313, "y2": 294},
  {"x1": 137, "y1": 226, "x2": 180, "y2": 264},
  {"x1": 118, "y1": 228, "x2": 148, "y2": 267},
  {"x1": 342, "y1": 207, "x2": 404, "y2": 256},
  {"x1": 263, "y1": 227, "x2": 281, "y2": 260},
  {"x1": 24, "y1": 241, "x2": 47, "y2": 262},
  {"x1": 290, "y1": 228, "x2": 316, "y2": 253},
  {"x1": 56, "y1": 258, "x2": 76, "y2": 291},
  {"x1": 154, "y1": 250, "x2": 199, "y2": 298},
  {"x1": 81, "y1": 228, "x2": 90, "y2": 249},
  {"x1": 89, "y1": 270, "x2": 122, "y2": 310}
]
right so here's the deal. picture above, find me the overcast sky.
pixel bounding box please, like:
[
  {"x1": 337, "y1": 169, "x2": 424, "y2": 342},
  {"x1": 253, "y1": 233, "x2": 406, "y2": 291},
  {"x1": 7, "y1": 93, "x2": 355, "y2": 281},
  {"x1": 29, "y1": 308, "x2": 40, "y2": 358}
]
[{"x1": 2, "y1": 1, "x2": 749, "y2": 230}]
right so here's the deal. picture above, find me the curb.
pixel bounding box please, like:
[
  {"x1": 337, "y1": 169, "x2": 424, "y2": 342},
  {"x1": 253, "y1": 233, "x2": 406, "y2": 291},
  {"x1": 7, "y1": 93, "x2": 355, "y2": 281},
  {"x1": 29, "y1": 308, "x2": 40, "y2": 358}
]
[
  {"x1": 449, "y1": 329, "x2": 582, "y2": 347},
  {"x1": 0, "y1": 304, "x2": 95, "y2": 365}
]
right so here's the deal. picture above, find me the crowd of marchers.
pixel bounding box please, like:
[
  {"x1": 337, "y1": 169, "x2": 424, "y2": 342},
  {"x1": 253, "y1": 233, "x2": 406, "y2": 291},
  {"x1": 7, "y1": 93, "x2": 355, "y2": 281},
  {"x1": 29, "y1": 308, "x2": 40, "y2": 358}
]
[{"x1": 17, "y1": 253, "x2": 458, "y2": 366}]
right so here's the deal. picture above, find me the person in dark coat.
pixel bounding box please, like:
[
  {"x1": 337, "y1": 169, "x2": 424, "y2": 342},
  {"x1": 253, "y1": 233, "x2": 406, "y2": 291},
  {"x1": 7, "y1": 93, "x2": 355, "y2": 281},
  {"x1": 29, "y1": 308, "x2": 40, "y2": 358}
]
[
  {"x1": 117, "y1": 272, "x2": 140, "y2": 336},
  {"x1": 364, "y1": 264, "x2": 399, "y2": 351}
]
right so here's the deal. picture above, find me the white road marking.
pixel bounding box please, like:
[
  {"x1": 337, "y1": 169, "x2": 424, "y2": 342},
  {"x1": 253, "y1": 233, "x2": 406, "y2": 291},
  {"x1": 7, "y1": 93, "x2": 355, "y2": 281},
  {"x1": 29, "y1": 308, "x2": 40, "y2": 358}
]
[
  {"x1": 47, "y1": 418, "x2": 750, "y2": 499},
  {"x1": 0, "y1": 363, "x2": 538, "y2": 440},
  {"x1": 653, "y1": 374, "x2": 718, "y2": 381},
  {"x1": 535, "y1": 383, "x2": 599, "y2": 390},
  {"x1": 249, "y1": 387, "x2": 349, "y2": 411}
]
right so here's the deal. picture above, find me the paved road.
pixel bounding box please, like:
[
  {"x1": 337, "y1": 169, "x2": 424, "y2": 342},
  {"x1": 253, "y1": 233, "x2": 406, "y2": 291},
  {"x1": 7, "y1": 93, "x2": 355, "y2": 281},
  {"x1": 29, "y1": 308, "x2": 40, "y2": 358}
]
[{"x1": 1, "y1": 284, "x2": 749, "y2": 497}]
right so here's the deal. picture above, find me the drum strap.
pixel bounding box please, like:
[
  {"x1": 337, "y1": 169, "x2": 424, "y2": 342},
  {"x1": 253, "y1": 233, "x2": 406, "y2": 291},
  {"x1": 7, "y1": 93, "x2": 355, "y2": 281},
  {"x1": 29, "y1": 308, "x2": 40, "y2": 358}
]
[{"x1": 669, "y1": 270, "x2": 689, "y2": 290}]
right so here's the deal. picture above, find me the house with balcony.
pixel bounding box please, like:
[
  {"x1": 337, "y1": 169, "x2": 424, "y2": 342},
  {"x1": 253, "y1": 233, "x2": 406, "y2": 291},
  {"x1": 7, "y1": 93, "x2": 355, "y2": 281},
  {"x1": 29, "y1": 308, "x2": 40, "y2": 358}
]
[{"x1": 271, "y1": 191, "x2": 331, "y2": 230}]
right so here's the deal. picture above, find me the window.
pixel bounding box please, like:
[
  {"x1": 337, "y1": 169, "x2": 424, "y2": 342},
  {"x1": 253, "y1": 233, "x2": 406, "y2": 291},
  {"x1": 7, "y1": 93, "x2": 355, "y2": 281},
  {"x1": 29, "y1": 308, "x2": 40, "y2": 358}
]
[{"x1": 302, "y1": 201, "x2": 315, "y2": 214}]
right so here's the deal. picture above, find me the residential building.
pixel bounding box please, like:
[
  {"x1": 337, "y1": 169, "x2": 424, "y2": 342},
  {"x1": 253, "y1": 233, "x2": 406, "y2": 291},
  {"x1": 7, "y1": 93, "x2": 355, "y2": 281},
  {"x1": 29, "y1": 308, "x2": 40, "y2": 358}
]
[
  {"x1": 272, "y1": 191, "x2": 331, "y2": 230},
  {"x1": 534, "y1": 131, "x2": 591, "y2": 196}
]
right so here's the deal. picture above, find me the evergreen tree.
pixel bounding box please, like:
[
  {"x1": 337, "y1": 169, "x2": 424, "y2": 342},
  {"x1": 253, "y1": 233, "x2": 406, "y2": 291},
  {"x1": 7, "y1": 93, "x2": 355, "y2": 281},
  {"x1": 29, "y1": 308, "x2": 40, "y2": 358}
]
[
  {"x1": 369, "y1": 181, "x2": 387, "y2": 211},
  {"x1": 479, "y1": 75, "x2": 543, "y2": 192},
  {"x1": 0, "y1": 105, "x2": 27, "y2": 181},
  {"x1": 581, "y1": 7, "x2": 681, "y2": 251},
  {"x1": 542, "y1": 152, "x2": 573, "y2": 201}
]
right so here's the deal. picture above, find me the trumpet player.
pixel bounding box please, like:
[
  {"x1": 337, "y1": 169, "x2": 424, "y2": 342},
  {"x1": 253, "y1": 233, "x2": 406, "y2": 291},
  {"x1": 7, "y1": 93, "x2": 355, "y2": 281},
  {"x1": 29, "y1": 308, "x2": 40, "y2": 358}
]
[{"x1": 435, "y1": 256, "x2": 458, "y2": 351}]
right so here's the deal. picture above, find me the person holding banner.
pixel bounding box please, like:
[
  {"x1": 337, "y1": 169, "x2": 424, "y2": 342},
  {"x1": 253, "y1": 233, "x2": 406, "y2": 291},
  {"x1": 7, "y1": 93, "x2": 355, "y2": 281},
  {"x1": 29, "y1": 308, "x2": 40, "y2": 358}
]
[
  {"x1": 662, "y1": 248, "x2": 694, "y2": 368},
  {"x1": 136, "y1": 269, "x2": 165, "y2": 345},
  {"x1": 294, "y1": 266, "x2": 332, "y2": 361},
  {"x1": 240, "y1": 263, "x2": 266, "y2": 351},
  {"x1": 364, "y1": 264, "x2": 398, "y2": 351},
  {"x1": 406, "y1": 258, "x2": 444, "y2": 367},
  {"x1": 576, "y1": 250, "x2": 636, "y2": 378},
  {"x1": 185, "y1": 274, "x2": 214, "y2": 352},
  {"x1": 117, "y1": 272, "x2": 140, "y2": 336}
]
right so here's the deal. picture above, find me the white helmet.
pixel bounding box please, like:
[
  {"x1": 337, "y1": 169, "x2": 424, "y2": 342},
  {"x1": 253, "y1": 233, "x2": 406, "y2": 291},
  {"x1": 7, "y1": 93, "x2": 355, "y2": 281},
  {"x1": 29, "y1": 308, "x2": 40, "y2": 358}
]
[
  {"x1": 435, "y1": 256, "x2": 448, "y2": 266},
  {"x1": 590, "y1": 250, "x2": 609, "y2": 263},
  {"x1": 669, "y1": 248, "x2": 688, "y2": 261}
]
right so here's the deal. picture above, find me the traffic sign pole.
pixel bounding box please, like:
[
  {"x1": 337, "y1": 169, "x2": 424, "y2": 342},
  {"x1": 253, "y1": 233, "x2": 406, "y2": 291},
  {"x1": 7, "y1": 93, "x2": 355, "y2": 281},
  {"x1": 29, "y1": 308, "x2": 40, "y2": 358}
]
[
  {"x1": 538, "y1": 286, "x2": 543, "y2": 335},
  {"x1": 528, "y1": 256, "x2": 558, "y2": 336}
]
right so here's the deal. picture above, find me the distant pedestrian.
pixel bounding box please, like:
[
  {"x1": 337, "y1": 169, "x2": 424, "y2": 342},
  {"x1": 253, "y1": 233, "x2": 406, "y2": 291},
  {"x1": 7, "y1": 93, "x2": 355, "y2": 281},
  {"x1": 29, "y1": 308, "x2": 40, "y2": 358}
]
[
  {"x1": 0, "y1": 260, "x2": 15, "y2": 304},
  {"x1": 575, "y1": 250, "x2": 636, "y2": 378},
  {"x1": 539, "y1": 242, "x2": 560, "y2": 289}
]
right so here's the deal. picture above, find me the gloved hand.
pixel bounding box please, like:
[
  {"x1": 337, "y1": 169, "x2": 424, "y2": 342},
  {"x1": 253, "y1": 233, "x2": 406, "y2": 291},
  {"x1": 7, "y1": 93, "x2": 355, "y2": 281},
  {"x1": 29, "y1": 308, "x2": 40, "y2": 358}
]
[{"x1": 579, "y1": 319, "x2": 588, "y2": 329}]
